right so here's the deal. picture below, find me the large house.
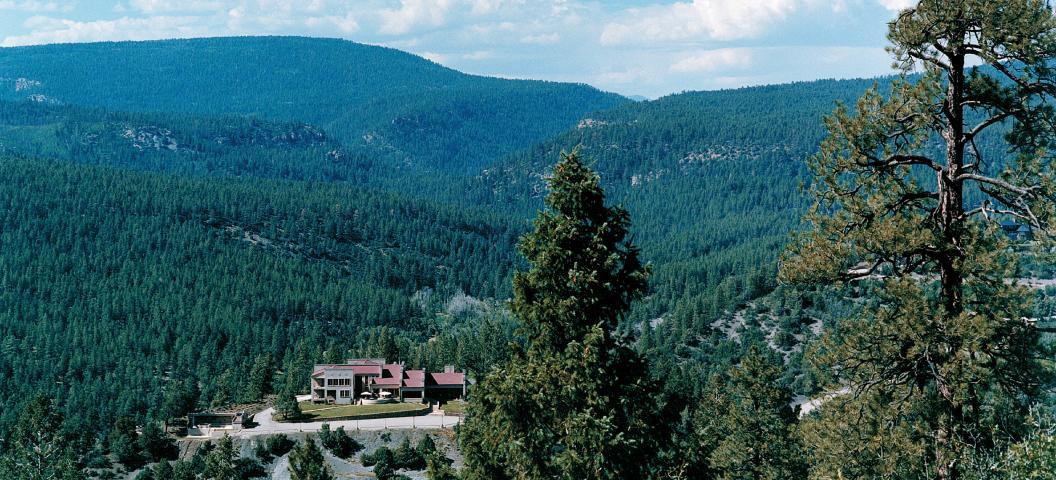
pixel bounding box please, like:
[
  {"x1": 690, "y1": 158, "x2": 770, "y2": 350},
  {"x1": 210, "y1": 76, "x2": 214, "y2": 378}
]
[{"x1": 310, "y1": 358, "x2": 467, "y2": 404}]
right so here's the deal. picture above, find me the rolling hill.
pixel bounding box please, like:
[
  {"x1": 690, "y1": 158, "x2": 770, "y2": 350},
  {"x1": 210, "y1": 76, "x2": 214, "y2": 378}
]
[
  {"x1": 0, "y1": 36, "x2": 627, "y2": 174},
  {"x1": 0, "y1": 38, "x2": 923, "y2": 435}
]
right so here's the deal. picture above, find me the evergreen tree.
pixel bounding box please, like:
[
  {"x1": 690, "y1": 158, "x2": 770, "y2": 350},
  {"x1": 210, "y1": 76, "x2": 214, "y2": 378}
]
[
  {"x1": 459, "y1": 151, "x2": 667, "y2": 479},
  {"x1": 0, "y1": 395, "x2": 81, "y2": 480},
  {"x1": 204, "y1": 436, "x2": 239, "y2": 480},
  {"x1": 245, "y1": 353, "x2": 275, "y2": 402},
  {"x1": 999, "y1": 411, "x2": 1056, "y2": 479},
  {"x1": 318, "y1": 423, "x2": 362, "y2": 459},
  {"x1": 416, "y1": 435, "x2": 437, "y2": 459},
  {"x1": 108, "y1": 416, "x2": 141, "y2": 468},
  {"x1": 694, "y1": 347, "x2": 806, "y2": 479},
  {"x1": 393, "y1": 437, "x2": 424, "y2": 470},
  {"x1": 782, "y1": 1, "x2": 1056, "y2": 477},
  {"x1": 172, "y1": 458, "x2": 199, "y2": 480},
  {"x1": 288, "y1": 437, "x2": 334, "y2": 480},
  {"x1": 139, "y1": 422, "x2": 178, "y2": 462},
  {"x1": 152, "y1": 460, "x2": 174, "y2": 479},
  {"x1": 160, "y1": 377, "x2": 199, "y2": 427},
  {"x1": 426, "y1": 450, "x2": 459, "y2": 480},
  {"x1": 211, "y1": 369, "x2": 235, "y2": 407},
  {"x1": 275, "y1": 387, "x2": 301, "y2": 421}
]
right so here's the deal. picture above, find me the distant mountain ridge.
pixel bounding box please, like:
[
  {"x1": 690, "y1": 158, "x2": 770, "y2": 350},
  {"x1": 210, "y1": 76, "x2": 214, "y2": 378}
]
[
  {"x1": 0, "y1": 38, "x2": 947, "y2": 434},
  {"x1": 0, "y1": 36, "x2": 627, "y2": 173}
]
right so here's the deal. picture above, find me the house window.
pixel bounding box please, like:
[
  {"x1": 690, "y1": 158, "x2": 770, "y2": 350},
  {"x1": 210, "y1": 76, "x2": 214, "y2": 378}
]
[{"x1": 340, "y1": 390, "x2": 351, "y2": 398}]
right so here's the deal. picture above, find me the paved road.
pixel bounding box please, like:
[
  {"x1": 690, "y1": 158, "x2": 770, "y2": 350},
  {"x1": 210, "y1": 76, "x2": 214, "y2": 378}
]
[{"x1": 232, "y1": 398, "x2": 461, "y2": 438}]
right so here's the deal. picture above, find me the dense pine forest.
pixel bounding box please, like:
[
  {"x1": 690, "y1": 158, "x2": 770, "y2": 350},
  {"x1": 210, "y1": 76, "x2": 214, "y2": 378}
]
[{"x1": 1, "y1": 3, "x2": 1055, "y2": 477}]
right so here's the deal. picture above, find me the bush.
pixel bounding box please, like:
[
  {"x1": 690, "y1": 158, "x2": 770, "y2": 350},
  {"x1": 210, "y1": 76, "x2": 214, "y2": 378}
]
[
  {"x1": 318, "y1": 424, "x2": 362, "y2": 459},
  {"x1": 139, "y1": 422, "x2": 178, "y2": 462},
  {"x1": 266, "y1": 434, "x2": 296, "y2": 457},
  {"x1": 108, "y1": 416, "x2": 142, "y2": 468},
  {"x1": 253, "y1": 442, "x2": 272, "y2": 463},
  {"x1": 394, "y1": 438, "x2": 425, "y2": 470},
  {"x1": 361, "y1": 446, "x2": 393, "y2": 467},
  {"x1": 235, "y1": 457, "x2": 266, "y2": 479},
  {"x1": 84, "y1": 448, "x2": 113, "y2": 469},
  {"x1": 426, "y1": 450, "x2": 458, "y2": 480},
  {"x1": 255, "y1": 434, "x2": 296, "y2": 462}
]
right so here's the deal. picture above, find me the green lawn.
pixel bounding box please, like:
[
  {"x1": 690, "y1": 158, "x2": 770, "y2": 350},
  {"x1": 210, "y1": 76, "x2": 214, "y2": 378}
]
[
  {"x1": 441, "y1": 400, "x2": 467, "y2": 416},
  {"x1": 291, "y1": 401, "x2": 429, "y2": 421}
]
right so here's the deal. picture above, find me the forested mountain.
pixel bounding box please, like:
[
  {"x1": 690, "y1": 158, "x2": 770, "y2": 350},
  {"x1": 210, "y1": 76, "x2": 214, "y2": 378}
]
[
  {"x1": 0, "y1": 157, "x2": 520, "y2": 434},
  {"x1": 467, "y1": 80, "x2": 880, "y2": 391},
  {"x1": 0, "y1": 36, "x2": 627, "y2": 173},
  {"x1": 0, "y1": 36, "x2": 1047, "y2": 468},
  {"x1": 0, "y1": 66, "x2": 892, "y2": 435}
]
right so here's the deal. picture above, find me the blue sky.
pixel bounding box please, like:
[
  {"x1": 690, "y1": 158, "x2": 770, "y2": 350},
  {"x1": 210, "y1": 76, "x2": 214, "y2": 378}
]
[{"x1": 0, "y1": 0, "x2": 914, "y2": 98}]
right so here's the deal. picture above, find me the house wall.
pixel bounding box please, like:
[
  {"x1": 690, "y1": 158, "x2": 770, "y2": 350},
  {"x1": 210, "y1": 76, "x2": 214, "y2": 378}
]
[
  {"x1": 426, "y1": 386, "x2": 465, "y2": 403},
  {"x1": 315, "y1": 369, "x2": 357, "y2": 404}
]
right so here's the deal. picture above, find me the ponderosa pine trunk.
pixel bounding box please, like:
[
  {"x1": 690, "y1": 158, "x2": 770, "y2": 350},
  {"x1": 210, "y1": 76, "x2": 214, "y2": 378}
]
[{"x1": 936, "y1": 39, "x2": 966, "y2": 480}]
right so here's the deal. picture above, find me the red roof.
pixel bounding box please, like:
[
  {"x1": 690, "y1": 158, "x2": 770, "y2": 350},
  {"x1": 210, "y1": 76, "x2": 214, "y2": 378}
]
[
  {"x1": 312, "y1": 364, "x2": 382, "y2": 376},
  {"x1": 428, "y1": 372, "x2": 465, "y2": 387},
  {"x1": 370, "y1": 363, "x2": 404, "y2": 386},
  {"x1": 403, "y1": 370, "x2": 425, "y2": 388},
  {"x1": 346, "y1": 358, "x2": 385, "y2": 366}
]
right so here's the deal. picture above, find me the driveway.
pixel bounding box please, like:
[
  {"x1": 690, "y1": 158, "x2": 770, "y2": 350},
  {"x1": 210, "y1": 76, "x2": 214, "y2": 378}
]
[{"x1": 234, "y1": 397, "x2": 461, "y2": 438}]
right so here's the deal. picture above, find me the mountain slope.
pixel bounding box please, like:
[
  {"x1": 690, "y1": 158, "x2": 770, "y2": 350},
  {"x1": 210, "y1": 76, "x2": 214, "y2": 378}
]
[
  {"x1": 0, "y1": 36, "x2": 627, "y2": 173},
  {"x1": 0, "y1": 156, "x2": 522, "y2": 431},
  {"x1": 469, "y1": 79, "x2": 879, "y2": 371}
]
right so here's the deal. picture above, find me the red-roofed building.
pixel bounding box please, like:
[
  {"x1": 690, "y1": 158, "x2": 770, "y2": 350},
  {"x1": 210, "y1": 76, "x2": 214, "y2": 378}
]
[{"x1": 310, "y1": 359, "x2": 466, "y2": 404}]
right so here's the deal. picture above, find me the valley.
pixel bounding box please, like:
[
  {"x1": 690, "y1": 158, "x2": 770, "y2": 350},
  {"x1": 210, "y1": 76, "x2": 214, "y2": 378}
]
[{"x1": 0, "y1": 28, "x2": 1052, "y2": 479}]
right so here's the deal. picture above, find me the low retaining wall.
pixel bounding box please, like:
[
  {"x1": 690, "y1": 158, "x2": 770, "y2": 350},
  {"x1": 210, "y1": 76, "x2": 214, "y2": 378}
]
[{"x1": 302, "y1": 406, "x2": 431, "y2": 423}]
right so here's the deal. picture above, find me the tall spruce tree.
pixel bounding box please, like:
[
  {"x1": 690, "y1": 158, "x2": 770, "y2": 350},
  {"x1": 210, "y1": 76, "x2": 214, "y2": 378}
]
[
  {"x1": 204, "y1": 435, "x2": 239, "y2": 480},
  {"x1": 245, "y1": 353, "x2": 275, "y2": 402},
  {"x1": 288, "y1": 437, "x2": 334, "y2": 480},
  {"x1": 459, "y1": 151, "x2": 667, "y2": 479},
  {"x1": 0, "y1": 395, "x2": 81, "y2": 480},
  {"x1": 694, "y1": 347, "x2": 806, "y2": 480},
  {"x1": 782, "y1": 1, "x2": 1056, "y2": 478}
]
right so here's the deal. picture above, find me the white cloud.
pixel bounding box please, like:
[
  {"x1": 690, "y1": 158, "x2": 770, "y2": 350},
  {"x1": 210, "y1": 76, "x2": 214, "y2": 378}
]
[
  {"x1": 2, "y1": 15, "x2": 210, "y2": 46},
  {"x1": 462, "y1": 49, "x2": 492, "y2": 60},
  {"x1": 466, "y1": 0, "x2": 505, "y2": 15},
  {"x1": 0, "y1": 0, "x2": 65, "y2": 12},
  {"x1": 520, "y1": 32, "x2": 559, "y2": 44},
  {"x1": 601, "y1": 0, "x2": 823, "y2": 44},
  {"x1": 421, "y1": 51, "x2": 450, "y2": 64},
  {"x1": 127, "y1": 0, "x2": 225, "y2": 13},
  {"x1": 670, "y1": 48, "x2": 752, "y2": 73},
  {"x1": 876, "y1": 0, "x2": 913, "y2": 12},
  {"x1": 595, "y1": 67, "x2": 654, "y2": 86},
  {"x1": 378, "y1": 0, "x2": 456, "y2": 35},
  {"x1": 325, "y1": 12, "x2": 359, "y2": 33}
]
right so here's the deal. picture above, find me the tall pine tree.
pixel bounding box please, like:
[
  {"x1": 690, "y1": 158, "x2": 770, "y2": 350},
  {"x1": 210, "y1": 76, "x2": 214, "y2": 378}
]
[
  {"x1": 459, "y1": 151, "x2": 668, "y2": 479},
  {"x1": 782, "y1": 1, "x2": 1056, "y2": 478},
  {"x1": 693, "y1": 347, "x2": 806, "y2": 480},
  {"x1": 0, "y1": 395, "x2": 82, "y2": 480},
  {"x1": 288, "y1": 437, "x2": 334, "y2": 480}
]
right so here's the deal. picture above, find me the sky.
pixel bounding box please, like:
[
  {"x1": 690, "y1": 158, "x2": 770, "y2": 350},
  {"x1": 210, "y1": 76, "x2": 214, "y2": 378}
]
[{"x1": 0, "y1": 0, "x2": 916, "y2": 98}]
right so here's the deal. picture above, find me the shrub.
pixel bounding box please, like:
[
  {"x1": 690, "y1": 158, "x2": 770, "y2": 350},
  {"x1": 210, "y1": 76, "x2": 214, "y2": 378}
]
[
  {"x1": 318, "y1": 424, "x2": 363, "y2": 459},
  {"x1": 256, "y1": 434, "x2": 296, "y2": 462},
  {"x1": 393, "y1": 438, "x2": 425, "y2": 470},
  {"x1": 361, "y1": 446, "x2": 393, "y2": 467},
  {"x1": 139, "y1": 422, "x2": 178, "y2": 462},
  {"x1": 416, "y1": 435, "x2": 437, "y2": 458}
]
